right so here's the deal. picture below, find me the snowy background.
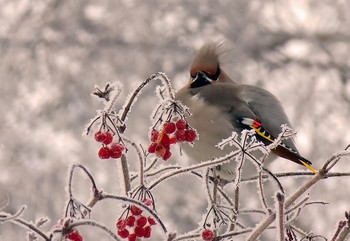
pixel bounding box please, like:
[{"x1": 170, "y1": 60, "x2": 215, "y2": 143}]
[{"x1": 1, "y1": 0, "x2": 350, "y2": 240}]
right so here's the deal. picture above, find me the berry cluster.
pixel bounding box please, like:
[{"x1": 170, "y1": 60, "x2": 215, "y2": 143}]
[
  {"x1": 148, "y1": 118, "x2": 197, "y2": 160},
  {"x1": 201, "y1": 229, "x2": 214, "y2": 241},
  {"x1": 116, "y1": 203, "x2": 156, "y2": 241},
  {"x1": 65, "y1": 229, "x2": 83, "y2": 241},
  {"x1": 94, "y1": 131, "x2": 125, "y2": 159}
]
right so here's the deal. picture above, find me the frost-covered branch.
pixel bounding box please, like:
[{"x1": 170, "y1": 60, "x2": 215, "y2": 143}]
[
  {"x1": 119, "y1": 72, "x2": 175, "y2": 125},
  {"x1": 148, "y1": 150, "x2": 241, "y2": 190},
  {"x1": 247, "y1": 149, "x2": 350, "y2": 240},
  {"x1": 69, "y1": 219, "x2": 121, "y2": 241}
]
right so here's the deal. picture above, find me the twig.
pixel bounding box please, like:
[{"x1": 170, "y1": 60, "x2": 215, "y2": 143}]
[
  {"x1": 119, "y1": 72, "x2": 175, "y2": 124},
  {"x1": 122, "y1": 137, "x2": 144, "y2": 187},
  {"x1": 247, "y1": 150, "x2": 350, "y2": 241},
  {"x1": 66, "y1": 164, "x2": 101, "y2": 217},
  {"x1": 229, "y1": 186, "x2": 240, "y2": 231},
  {"x1": 69, "y1": 219, "x2": 121, "y2": 241},
  {"x1": 11, "y1": 217, "x2": 50, "y2": 241},
  {"x1": 118, "y1": 154, "x2": 131, "y2": 195},
  {"x1": 331, "y1": 221, "x2": 347, "y2": 241},
  {"x1": 67, "y1": 164, "x2": 99, "y2": 199},
  {"x1": 205, "y1": 169, "x2": 215, "y2": 204},
  {"x1": 144, "y1": 158, "x2": 158, "y2": 172},
  {"x1": 276, "y1": 192, "x2": 285, "y2": 241},
  {"x1": 258, "y1": 169, "x2": 270, "y2": 213},
  {"x1": 148, "y1": 150, "x2": 240, "y2": 190},
  {"x1": 0, "y1": 205, "x2": 26, "y2": 222},
  {"x1": 100, "y1": 193, "x2": 167, "y2": 234},
  {"x1": 334, "y1": 210, "x2": 350, "y2": 241}
]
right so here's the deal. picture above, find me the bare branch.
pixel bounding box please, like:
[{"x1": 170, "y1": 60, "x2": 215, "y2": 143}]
[{"x1": 276, "y1": 192, "x2": 285, "y2": 241}]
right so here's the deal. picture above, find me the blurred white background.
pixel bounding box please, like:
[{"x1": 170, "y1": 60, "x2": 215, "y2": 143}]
[{"x1": 1, "y1": 0, "x2": 350, "y2": 240}]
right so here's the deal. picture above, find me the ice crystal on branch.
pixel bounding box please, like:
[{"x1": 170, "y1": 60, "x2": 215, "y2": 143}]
[{"x1": 216, "y1": 129, "x2": 268, "y2": 185}]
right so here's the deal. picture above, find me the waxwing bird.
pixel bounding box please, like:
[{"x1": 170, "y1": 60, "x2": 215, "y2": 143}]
[{"x1": 176, "y1": 42, "x2": 316, "y2": 181}]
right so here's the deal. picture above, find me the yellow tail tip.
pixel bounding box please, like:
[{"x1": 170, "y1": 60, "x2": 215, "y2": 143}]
[{"x1": 300, "y1": 160, "x2": 317, "y2": 174}]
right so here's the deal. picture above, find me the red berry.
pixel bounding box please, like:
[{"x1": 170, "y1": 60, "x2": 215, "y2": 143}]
[
  {"x1": 201, "y1": 229, "x2": 214, "y2": 241},
  {"x1": 94, "y1": 131, "x2": 106, "y2": 142},
  {"x1": 98, "y1": 147, "x2": 110, "y2": 159},
  {"x1": 185, "y1": 129, "x2": 197, "y2": 142},
  {"x1": 175, "y1": 129, "x2": 186, "y2": 142},
  {"x1": 136, "y1": 216, "x2": 147, "y2": 227},
  {"x1": 103, "y1": 132, "x2": 113, "y2": 145},
  {"x1": 128, "y1": 233, "x2": 137, "y2": 241},
  {"x1": 116, "y1": 219, "x2": 127, "y2": 230},
  {"x1": 126, "y1": 216, "x2": 135, "y2": 226},
  {"x1": 159, "y1": 132, "x2": 170, "y2": 147},
  {"x1": 110, "y1": 143, "x2": 124, "y2": 158},
  {"x1": 144, "y1": 226, "x2": 152, "y2": 238},
  {"x1": 130, "y1": 205, "x2": 143, "y2": 215},
  {"x1": 117, "y1": 228, "x2": 129, "y2": 238},
  {"x1": 148, "y1": 143, "x2": 157, "y2": 153},
  {"x1": 155, "y1": 144, "x2": 166, "y2": 158},
  {"x1": 147, "y1": 217, "x2": 156, "y2": 226},
  {"x1": 170, "y1": 137, "x2": 177, "y2": 144},
  {"x1": 143, "y1": 199, "x2": 152, "y2": 207},
  {"x1": 65, "y1": 229, "x2": 83, "y2": 241},
  {"x1": 176, "y1": 119, "x2": 187, "y2": 130},
  {"x1": 134, "y1": 226, "x2": 145, "y2": 237},
  {"x1": 163, "y1": 149, "x2": 171, "y2": 161},
  {"x1": 163, "y1": 122, "x2": 176, "y2": 134},
  {"x1": 150, "y1": 130, "x2": 159, "y2": 142}
]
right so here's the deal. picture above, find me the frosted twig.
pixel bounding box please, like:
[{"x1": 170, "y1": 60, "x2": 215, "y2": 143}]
[
  {"x1": 276, "y1": 192, "x2": 285, "y2": 241},
  {"x1": 241, "y1": 171, "x2": 350, "y2": 183},
  {"x1": 285, "y1": 196, "x2": 309, "y2": 215},
  {"x1": 205, "y1": 169, "x2": 215, "y2": 204},
  {"x1": 267, "y1": 124, "x2": 296, "y2": 151},
  {"x1": 67, "y1": 164, "x2": 98, "y2": 199},
  {"x1": 11, "y1": 217, "x2": 50, "y2": 241},
  {"x1": 258, "y1": 169, "x2": 270, "y2": 214},
  {"x1": 100, "y1": 193, "x2": 167, "y2": 234},
  {"x1": 122, "y1": 137, "x2": 144, "y2": 186},
  {"x1": 144, "y1": 157, "x2": 158, "y2": 172},
  {"x1": 247, "y1": 149, "x2": 350, "y2": 241},
  {"x1": 332, "y1": 210, "x2": 350, "y2": 241},
  {"x1": 69, "y1": 219, "x2": 120, "y2": 241},
  {"x1": 66, "y1": 164, "x2": 101, "y2": 218},
  {"x1": 120, "y1": 72, "x2": 175, "y2": 125},
  {"x1": 0, "y1": 205, "x2": 26, "y2": 222},
  {"x1": 117, "y1": 154, "x2": 131, "y2": 195},
  {"x1": 148, "y1": 150, "x2": 241, "y2": 190},
  {"x1": 172, "y1": 233, "x2": 201, "y2": 241},
  {"x1": 228, "y1": 186, "x2": 240, "y2": 232}
]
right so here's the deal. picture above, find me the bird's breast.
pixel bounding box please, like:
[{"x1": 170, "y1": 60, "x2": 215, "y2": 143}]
[{"x1": 176, "y1": 91, "x2": 236, "y2": 162}]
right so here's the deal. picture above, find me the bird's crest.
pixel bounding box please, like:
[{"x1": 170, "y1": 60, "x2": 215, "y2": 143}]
[{"x1": 189, "y1": 41, "x2": 234, "y2": 84}]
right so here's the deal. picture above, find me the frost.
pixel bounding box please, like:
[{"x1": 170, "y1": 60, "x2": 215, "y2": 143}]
[{"x1": 150, "y1": 99, "x2": 190, "y2": 128}]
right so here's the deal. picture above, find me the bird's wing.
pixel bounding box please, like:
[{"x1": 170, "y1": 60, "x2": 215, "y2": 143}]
[
  {"x1": 240, "y1": 85, "x2": 314, "y2": 169},
  {"x1": 240, "y1": 85, "x2": 296, "y2": 148},
  {"x1": 193, "y1": 84, "x2": 314, "y2": 170}
]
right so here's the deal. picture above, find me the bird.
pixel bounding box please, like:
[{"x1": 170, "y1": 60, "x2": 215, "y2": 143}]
[{"x1": 175, "y1": 42, "x2": 316, "y2": 182}]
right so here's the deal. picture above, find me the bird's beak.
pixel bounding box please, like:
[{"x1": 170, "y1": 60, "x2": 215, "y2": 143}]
[{"x1": 190, "y1": 71, "x2": 215, "y2": 88}]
